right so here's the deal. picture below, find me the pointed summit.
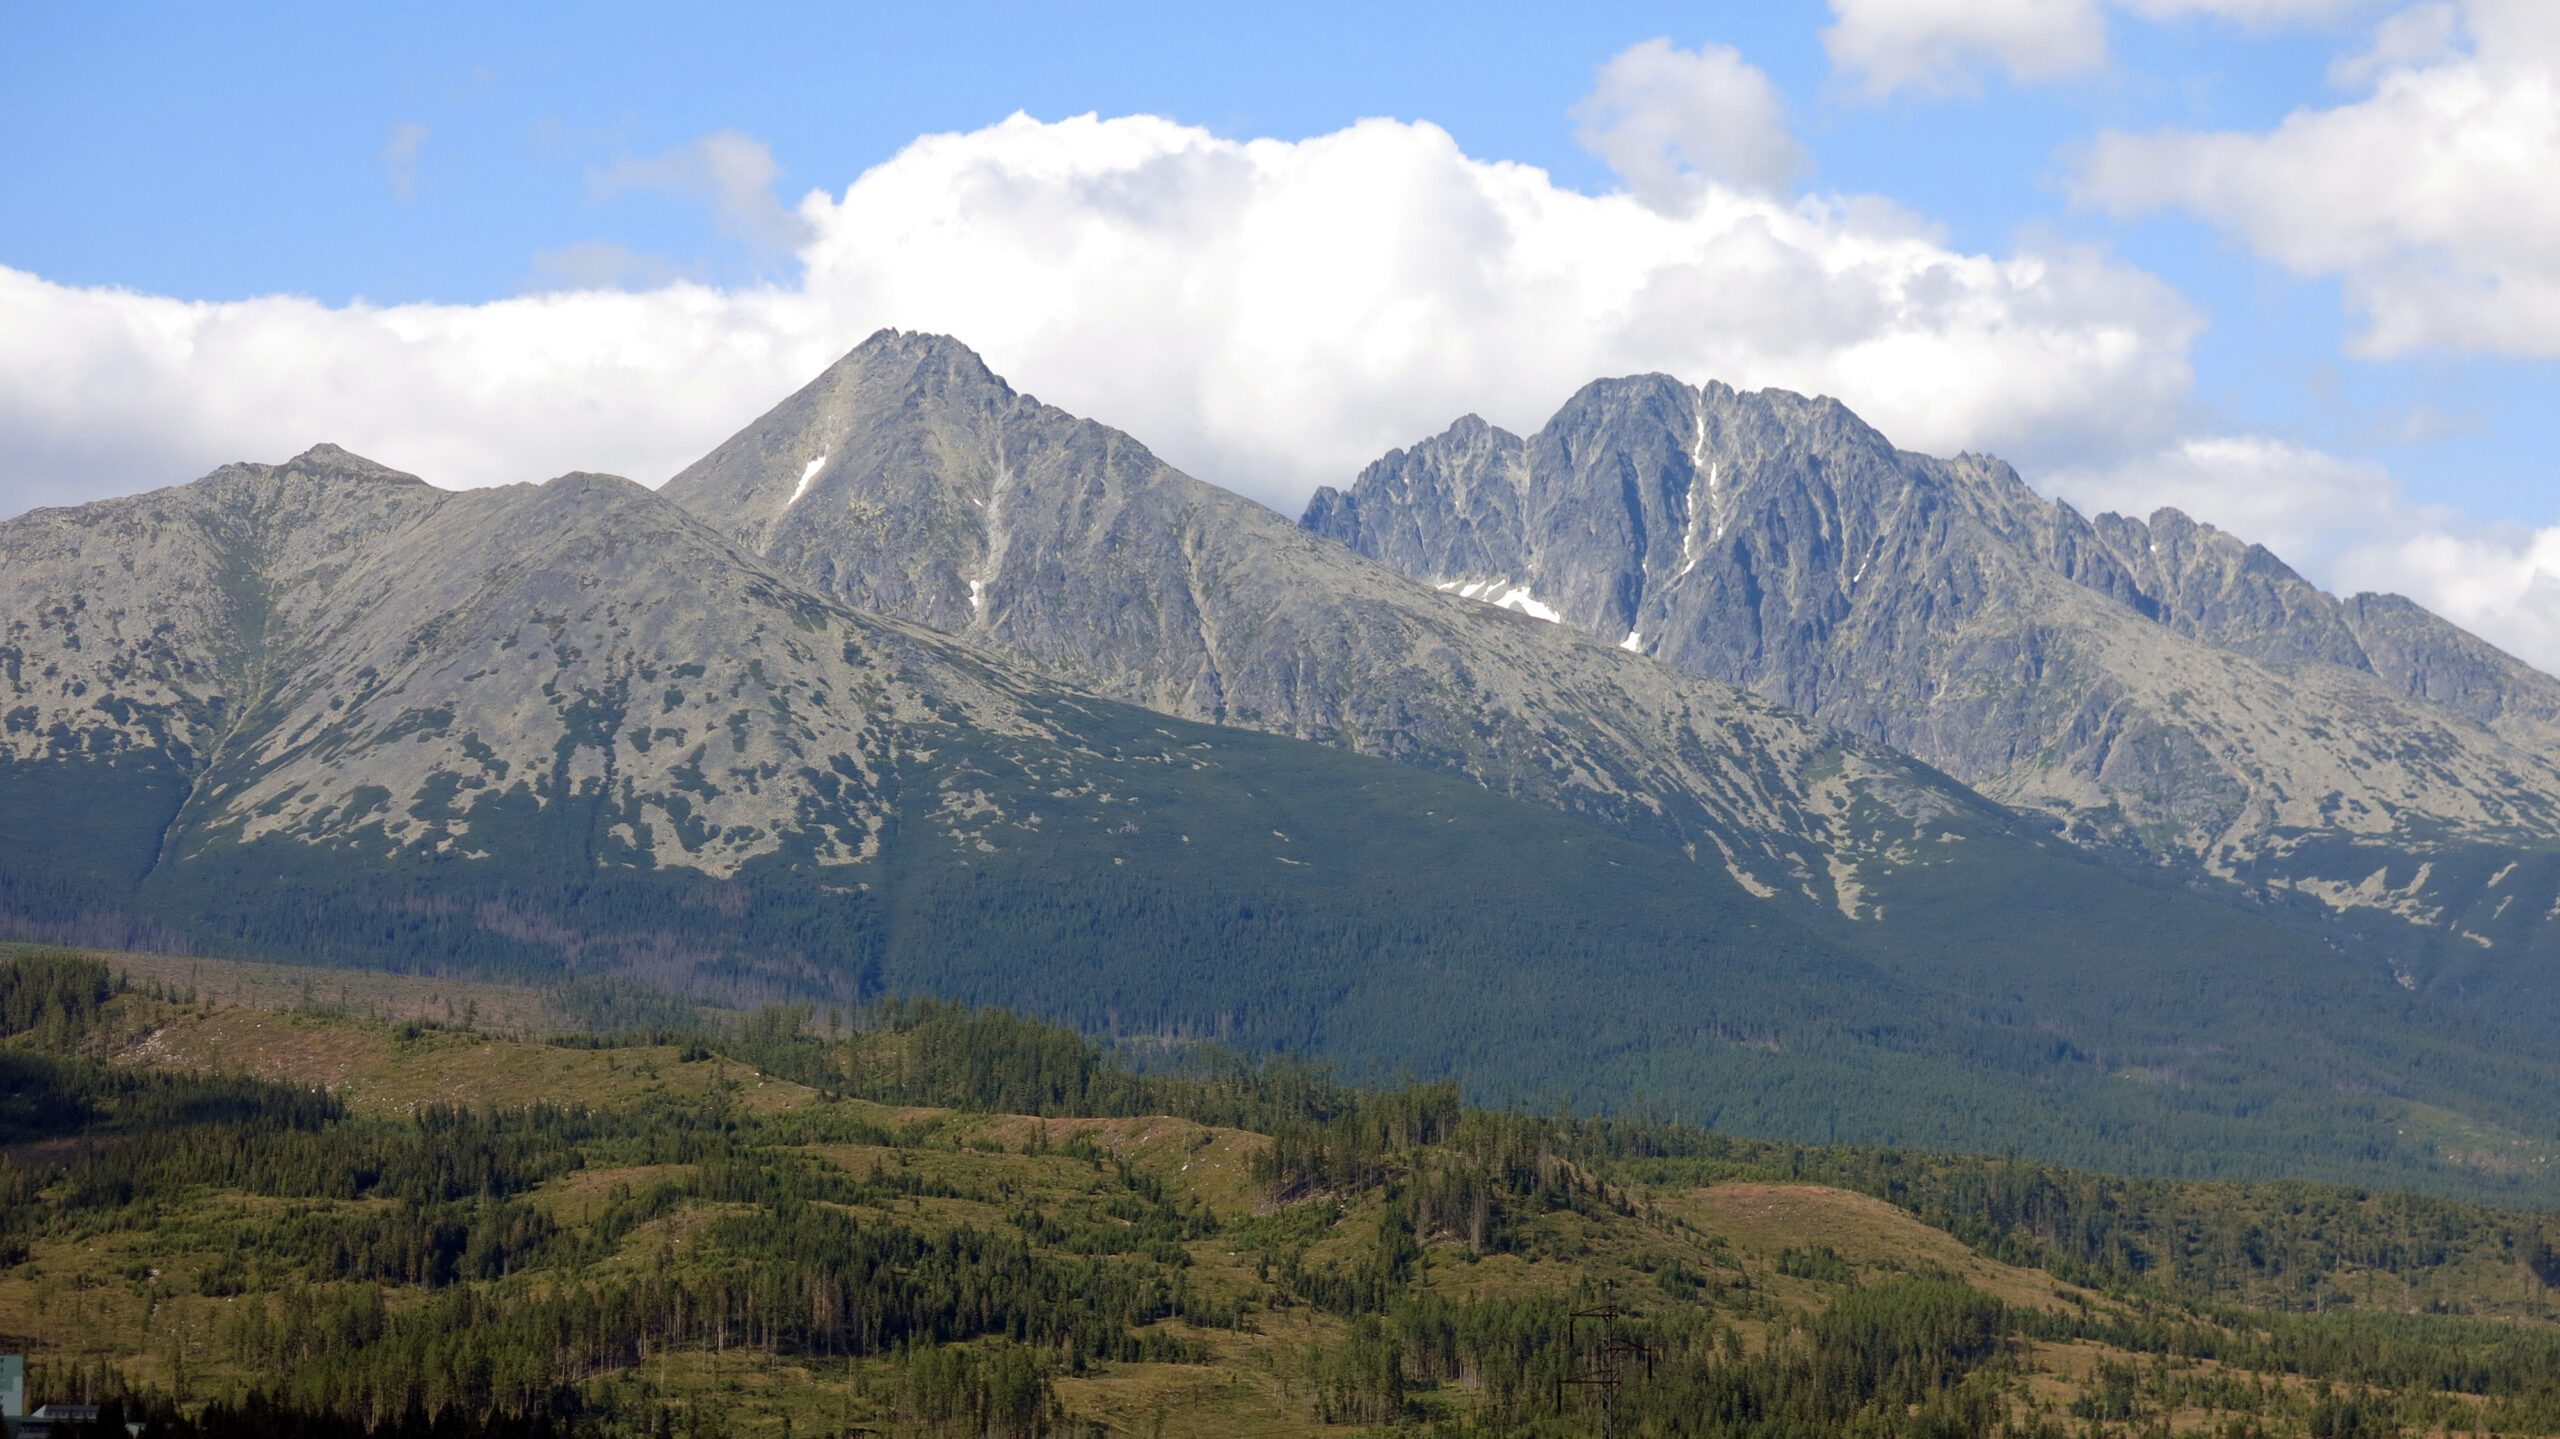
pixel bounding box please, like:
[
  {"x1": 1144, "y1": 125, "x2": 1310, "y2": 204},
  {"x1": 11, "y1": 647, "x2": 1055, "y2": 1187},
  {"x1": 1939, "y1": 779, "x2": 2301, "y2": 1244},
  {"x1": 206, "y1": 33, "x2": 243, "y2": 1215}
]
[
  {"x1": 664, "y1": 330, "x2": 1025, "y2": 564},
  {"x1": 278, "y1": 443, "x2": 425, "y2": 484}
]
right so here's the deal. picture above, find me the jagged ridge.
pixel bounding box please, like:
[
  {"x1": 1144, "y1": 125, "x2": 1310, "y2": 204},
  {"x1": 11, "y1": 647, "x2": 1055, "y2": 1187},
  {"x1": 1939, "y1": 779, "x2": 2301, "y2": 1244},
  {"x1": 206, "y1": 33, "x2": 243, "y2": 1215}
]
[{"x1": 1302, "y1": 374, "x2": 2560, "y2": 986}]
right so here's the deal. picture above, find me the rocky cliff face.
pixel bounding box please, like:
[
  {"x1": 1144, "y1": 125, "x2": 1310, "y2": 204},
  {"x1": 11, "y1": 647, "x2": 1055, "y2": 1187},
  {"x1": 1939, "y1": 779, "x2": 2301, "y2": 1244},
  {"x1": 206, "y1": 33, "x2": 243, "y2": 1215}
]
[
  {"x1": 1302, "y1": 375, "x2": 2560, "y2": 967},
  {"x1": 663, "y1": 332, "x2": 2060, "y2": 918}
]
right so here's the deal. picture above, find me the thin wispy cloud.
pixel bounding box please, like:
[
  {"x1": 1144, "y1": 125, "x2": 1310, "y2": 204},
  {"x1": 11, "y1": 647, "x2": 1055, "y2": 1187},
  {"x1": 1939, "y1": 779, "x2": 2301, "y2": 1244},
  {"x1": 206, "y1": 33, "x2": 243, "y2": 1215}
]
[
  {"x1": 593, "y1": 130, "x2": 815, "y2": 251},
  {"x1": 1823, "y1": 0, "x2": 2377, "y2": 98},
  {"x1": 528, "y1": 241, "x2": 693, "y2": 292},
  {"x1": 381, "y1": 122, "x2": 429, "y2": 201}
]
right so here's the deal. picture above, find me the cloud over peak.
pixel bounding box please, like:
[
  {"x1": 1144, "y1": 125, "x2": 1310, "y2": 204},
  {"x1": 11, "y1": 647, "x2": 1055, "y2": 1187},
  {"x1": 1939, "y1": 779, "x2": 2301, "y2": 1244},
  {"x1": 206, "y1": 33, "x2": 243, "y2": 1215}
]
[
  {"x1": 5, "y1": 101, "x2": 2554, "y2": 669},
  {"x1": 0, "y1": 109, "x2": 2198, "y2": 522}
]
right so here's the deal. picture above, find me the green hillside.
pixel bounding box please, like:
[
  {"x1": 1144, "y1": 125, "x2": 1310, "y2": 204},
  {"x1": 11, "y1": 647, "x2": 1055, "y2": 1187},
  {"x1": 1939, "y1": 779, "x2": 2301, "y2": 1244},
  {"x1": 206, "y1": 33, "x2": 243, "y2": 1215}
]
[{"x1": 8, "y1": 950, "x2": 2560, "y2": 1438}]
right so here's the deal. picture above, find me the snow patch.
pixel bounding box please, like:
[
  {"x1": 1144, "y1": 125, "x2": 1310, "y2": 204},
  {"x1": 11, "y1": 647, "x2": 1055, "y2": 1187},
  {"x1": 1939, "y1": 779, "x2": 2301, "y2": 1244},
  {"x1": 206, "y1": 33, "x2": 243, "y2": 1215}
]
[
  {"x1": 1620, "y1": 630, "x2": 1643, "y2": 652},
  {"x1": 1437, "y1": 579, "x2": 1563, "y2": 623},
  {"x1": 788, "y1": 454, "x2": 828, "y2": 508},
  {"x1": 968, "y1": 579, "x2": 986, "y2": 616},
  {"x1": 1490, "y1": 585, "x2": 1561, "y2": 622}
]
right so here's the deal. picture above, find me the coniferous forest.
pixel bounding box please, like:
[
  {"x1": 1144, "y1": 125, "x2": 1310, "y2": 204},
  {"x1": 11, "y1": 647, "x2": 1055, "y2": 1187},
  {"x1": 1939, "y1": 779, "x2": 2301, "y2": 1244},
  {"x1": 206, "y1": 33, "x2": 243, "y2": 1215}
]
[{"x1": 9, "y1": 947, "x2": 2560, "y2": 1437}]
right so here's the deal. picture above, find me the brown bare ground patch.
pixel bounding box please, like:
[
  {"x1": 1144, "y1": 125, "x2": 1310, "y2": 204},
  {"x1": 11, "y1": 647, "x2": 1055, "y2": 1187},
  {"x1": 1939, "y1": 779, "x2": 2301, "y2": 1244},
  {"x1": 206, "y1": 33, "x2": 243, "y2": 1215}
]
[
  {"x1": 535, "y1": 1164, "x2": 696, "y2": 1225},
  {"x1": 80, "y1": 947, "x2": 560, "y2": 1031},
  {"x1": 975, "y1": 1113, "x2": 1271, "y2": 1215},
  {"x1": 111, "y1": 1008, "x2": 819, "y2": 1115},
  {"x1": 1671, "y1": 1182, "x2": 2096, "y2": 1312},
  {"x1": 1052, "y1": 1351, "x2": 1322, "y2": 1438}
]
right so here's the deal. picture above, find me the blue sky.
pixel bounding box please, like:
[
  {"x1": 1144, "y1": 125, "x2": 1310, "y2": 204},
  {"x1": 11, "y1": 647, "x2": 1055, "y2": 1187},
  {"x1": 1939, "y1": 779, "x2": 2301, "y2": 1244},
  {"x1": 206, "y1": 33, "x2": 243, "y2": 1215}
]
[{"x1": 5, "y1": 0, "x2": 2557, "y2": 662}]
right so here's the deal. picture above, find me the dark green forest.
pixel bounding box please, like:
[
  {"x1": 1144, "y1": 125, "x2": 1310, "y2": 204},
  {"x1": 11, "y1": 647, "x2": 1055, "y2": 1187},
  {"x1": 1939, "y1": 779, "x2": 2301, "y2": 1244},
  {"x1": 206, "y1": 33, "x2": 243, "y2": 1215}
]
[{"x1": 9, "y1": 681, "x2": 2560, "y2": 1215}]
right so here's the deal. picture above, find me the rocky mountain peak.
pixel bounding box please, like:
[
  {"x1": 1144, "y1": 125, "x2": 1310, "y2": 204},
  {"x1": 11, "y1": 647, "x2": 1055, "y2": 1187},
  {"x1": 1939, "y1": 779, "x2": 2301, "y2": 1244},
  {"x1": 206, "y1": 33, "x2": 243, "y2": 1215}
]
[
  {"x1": 279, "y1": 442, "x2": 424, "y2": 480},
  {"x1": 662, "y1": 338, "x2": 2059, "y2": 917},
  {"x1": 1305, "y1": 372, "x2": 2560, "y2": 935},
  {"x1": 659, "y1": 330, "x2": 1066, "y2": 631}
]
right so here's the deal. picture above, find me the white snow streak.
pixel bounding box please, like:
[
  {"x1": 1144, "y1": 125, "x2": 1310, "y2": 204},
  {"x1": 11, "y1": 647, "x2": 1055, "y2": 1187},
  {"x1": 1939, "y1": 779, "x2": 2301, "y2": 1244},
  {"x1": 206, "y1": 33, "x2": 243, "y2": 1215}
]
[
  {"x1": 787, "y1": 454, "x2": 828, "y2": 508},
  {"x1": 1620, "y1": 630, "x2": 1644, "y2": 652},
  {"x1": 1678, "y1": 393, "x2": 1717, "y2": 576}
]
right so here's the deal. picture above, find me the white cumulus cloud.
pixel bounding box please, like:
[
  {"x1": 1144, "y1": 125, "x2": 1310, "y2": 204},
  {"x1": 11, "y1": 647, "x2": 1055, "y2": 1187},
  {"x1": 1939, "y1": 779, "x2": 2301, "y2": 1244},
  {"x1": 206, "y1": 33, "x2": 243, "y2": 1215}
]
[
  {"x1": 793, "y1": 112, "x2": 2200, "y2": 507},
  {"x1": 2075, "y1": 0, "x2": 2560, "y2": 356},
  {"x1": 1572, "y1": 38, "x2": 1808, "y2": 205},
  {"x1": 0, "y1": 110, "x2": 2201, "y2": 523},
  {"x1": 2048, "y1": 433, "x2": 2560, "y2": 672},
  {"x1": 2334, "y1": 521, "x2": 2560, "y2": 671},
  {"x1": 2046, "y1": 435, "x2": 2398, "y2": 568},
  {"x1": 0, "y1": 268, "x2": 838, "y2": 515}
]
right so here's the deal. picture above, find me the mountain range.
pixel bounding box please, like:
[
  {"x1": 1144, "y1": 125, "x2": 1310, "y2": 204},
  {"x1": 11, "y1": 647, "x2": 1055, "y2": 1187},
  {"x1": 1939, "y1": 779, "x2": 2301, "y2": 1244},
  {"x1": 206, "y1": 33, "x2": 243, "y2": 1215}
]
[
  {"x1": 6, "y1": 331, "x2": 2559, "y2": 1200},
  {"x1": 1303, "y1": 377, "x2": 2560, "y2": 999}
]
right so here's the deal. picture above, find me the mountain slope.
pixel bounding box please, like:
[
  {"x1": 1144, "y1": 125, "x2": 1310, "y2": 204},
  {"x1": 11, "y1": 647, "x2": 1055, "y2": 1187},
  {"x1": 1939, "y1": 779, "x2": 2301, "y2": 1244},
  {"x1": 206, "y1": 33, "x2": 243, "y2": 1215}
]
[
  {"x1": 1301, "y1": 376, "x2": 2560, "y2": 993},
  {"x1": 11, "y1": 366, "x2": 2560, "y2": 1195},
  {"x1": 17, "y1": 439, "x2": 2512, "y2": 1188},
  {"x1": 661, "y1": 331, "x2": 1987, "y2": 916},
  {"x1": 645, "y1": 333, "x2": 2560, "y2": 1191},
  {"x1": 2, "y1": 445, "x2": 1928, "y2": 1107}
]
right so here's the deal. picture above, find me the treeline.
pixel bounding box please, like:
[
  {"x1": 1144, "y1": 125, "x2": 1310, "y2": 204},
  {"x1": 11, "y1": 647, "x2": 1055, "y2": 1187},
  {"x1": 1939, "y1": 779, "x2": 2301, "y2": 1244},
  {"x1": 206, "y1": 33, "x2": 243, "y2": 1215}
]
[
  {"x1": 725, "y1": 994, "x2": 2560, "y2": 1435},
  {"x1": 225, "y1": 1205, "x2": 1215, "y2": 1425},
  {"x1": 595, "y1": 992, "x2": 1465, "y2": 1151},
  {"x1": 1290, "y1": 1276, "x2": 2015, "y2": 1436},
  {"x1": 0, "y1": 944, "x2": 120, "y2": 1038}
]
